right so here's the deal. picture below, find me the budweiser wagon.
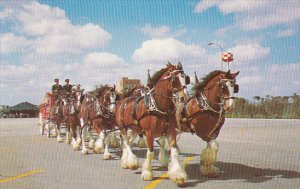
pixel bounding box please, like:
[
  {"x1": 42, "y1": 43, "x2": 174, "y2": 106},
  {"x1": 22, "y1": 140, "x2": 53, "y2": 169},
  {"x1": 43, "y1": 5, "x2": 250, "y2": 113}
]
[{"x1": 38, "y1": 92, "x2": 56, "y2": 137}]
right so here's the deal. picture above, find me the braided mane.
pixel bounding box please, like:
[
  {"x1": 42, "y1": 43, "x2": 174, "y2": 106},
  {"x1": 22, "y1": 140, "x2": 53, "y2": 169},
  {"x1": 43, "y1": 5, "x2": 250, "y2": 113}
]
[
  {"x1": 147, "y1": 67, "x2": 168, "y2": 88},
  {"x1": 122, "y1": 85, "x2": 138, "y2": 98},
  {"x1": 93, "y1": 84, "x2": 110, "y2": 97},
  {"x1": 191, "y1": 70, "x2": 223, "y2": 96}
]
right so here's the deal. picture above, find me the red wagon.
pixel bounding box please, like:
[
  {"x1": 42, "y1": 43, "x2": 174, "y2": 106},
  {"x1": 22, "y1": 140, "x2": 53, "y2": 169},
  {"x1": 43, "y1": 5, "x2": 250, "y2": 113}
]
[{"x1": 38, "y1": 93, "x2": 55, "y2": 137}]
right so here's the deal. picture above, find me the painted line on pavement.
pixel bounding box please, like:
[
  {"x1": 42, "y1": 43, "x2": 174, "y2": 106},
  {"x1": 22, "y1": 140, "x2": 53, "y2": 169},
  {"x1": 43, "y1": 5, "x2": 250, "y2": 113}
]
[
  {"x1": 0, "y1": 148, "x2": 15, "y2": 151},
  {"x1": 144, "y1": 156, "x2": 194, "y2": 189},
  {"x1": 0, "y1": 169, "x2": 44, "y2": 184}
]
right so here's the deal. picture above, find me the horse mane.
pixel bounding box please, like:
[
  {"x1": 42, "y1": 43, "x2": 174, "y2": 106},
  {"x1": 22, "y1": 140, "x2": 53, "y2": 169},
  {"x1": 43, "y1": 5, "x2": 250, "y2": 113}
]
[
  {"x1": 147, "y1": 67, "x2": 169, "y2": 88},
  {"x1": 191, "y1": 70, "x2": 223, "y2": 96},
  {"x1": 122, "y1": 85, "x2": 138, "y2": 98},
  {"x1": 93, "y1": 84, "x2": 110, "y2": 97}
]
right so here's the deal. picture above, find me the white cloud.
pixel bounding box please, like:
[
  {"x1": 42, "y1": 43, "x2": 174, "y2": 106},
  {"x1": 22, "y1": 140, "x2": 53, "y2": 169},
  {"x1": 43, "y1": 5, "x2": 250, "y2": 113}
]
[
  {"x1": 236, "y1": 63, "x2": 300, "y2": 99},
  {"x1": 3, "y1": 1, "x2": 112, "y2": 55},
  {"x1": 83, "y1": 52, "x2": 125, "y2": 69},
  {"x1": 141, "y1": 24, "x2": 187, "y2": 38},
  {"x1": 0, "y1": 33, "x2": 31, "y2": 54},
  {"x1": 141, "y1": 24, "x2": 171, "y2": 38},
  {"x1": 132, "y1": 37, "x2": 207, "y2": 65},
  {"x1": 194, "y1": 0, "x2": 300, "y2": 32},
  {"x1": 228, "y1": 43, "x2": 270, "y2": 63},
  {"x1": 0, "y1": 7, "x2": 13, "y2": 19}
]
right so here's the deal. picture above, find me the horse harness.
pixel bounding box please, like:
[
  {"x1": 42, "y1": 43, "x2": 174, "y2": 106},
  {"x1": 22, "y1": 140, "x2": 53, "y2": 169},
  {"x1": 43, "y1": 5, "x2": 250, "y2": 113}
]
[{"x1": 180, "y1": 92, "x2": 224, "y2": 135}]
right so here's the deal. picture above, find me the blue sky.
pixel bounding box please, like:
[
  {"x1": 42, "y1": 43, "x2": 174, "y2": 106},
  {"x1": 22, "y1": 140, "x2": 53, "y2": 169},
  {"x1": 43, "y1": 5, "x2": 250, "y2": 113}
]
[{"x1": 1, "y1": 0, "x2": 299, "y2": 105}]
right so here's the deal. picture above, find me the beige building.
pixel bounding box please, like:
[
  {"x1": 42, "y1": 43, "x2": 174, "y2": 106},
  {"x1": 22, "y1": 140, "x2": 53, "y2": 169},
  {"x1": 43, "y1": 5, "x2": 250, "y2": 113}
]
[{"x1": 116, "y1": 77, "x2": 141, "y2": 92}]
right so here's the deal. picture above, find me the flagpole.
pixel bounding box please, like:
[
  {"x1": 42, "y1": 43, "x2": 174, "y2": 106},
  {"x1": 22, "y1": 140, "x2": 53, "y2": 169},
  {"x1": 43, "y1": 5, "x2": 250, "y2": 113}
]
[{"x1": 208, "y1": 42, "x2": 224, "y2": 70}]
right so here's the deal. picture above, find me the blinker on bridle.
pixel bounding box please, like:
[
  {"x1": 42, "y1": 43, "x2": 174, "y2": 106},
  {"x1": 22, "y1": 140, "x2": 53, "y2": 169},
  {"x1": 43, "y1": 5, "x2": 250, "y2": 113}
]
[{"x1": 219, "y1": 78, "x2": 239, "y2": 100}]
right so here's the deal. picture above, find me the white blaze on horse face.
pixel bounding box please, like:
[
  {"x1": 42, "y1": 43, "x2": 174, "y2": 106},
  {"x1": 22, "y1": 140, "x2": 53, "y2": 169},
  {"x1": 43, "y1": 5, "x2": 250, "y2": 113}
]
[
  {"x1": 76, "y1": 92, "x2": 81, "y2": 106},
  {"x1": 63, "y1": 99, "x2": 67, "y2": 106},
  {"x1": 109, "y1": 92, "x2": 116, "y2": 113},
  {"x1": 225, "y1": 80, "x2": 234, "y2": 109},
  {"x1": 177, "y1": 73, "x2": 188, "y2": 101}
]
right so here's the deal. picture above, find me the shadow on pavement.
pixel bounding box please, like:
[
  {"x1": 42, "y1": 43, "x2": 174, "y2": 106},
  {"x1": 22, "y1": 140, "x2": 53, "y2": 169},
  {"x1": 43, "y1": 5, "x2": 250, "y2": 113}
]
[{"x1": 185, "y1": 161, "x2": 300, "y2": 187}]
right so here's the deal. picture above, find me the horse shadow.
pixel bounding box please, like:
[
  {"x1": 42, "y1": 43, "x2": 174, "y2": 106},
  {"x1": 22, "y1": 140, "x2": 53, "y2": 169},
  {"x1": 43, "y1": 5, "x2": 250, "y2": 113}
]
[
  {"x1": 185, "y1": 161, "x2": 300, "y2": 187},
  {"x1": 129, "y1": 148, "x2": 300, "y2": 186}
]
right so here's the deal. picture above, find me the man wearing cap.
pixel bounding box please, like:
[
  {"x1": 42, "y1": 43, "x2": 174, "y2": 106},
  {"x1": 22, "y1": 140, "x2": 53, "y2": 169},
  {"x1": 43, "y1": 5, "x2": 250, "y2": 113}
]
[
  {"x1": 52, "y1": 78, "x2": 63, "y2": 96},
  {"x1": 52, "y1": 78, "x2": 63, "y2": 115},
  {"x1": 63, "y1": 79, "x2": 73, "y2": 97}
]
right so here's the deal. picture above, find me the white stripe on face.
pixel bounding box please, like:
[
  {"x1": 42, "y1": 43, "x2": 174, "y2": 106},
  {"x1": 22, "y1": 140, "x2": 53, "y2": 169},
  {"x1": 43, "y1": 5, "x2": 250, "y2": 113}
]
[
  {"x1": 226, "y1": 81, "x2": 234, "y2": 107},
  {"x1": 109, "y1": 93, "x2": 116, "y2": 113}
]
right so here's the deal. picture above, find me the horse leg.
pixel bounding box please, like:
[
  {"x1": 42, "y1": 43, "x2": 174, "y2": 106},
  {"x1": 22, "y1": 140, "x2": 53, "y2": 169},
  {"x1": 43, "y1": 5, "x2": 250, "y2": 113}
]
[
  {"x1": 200, "y1": 139, "x2": 219, "y2": 177},
  {"x1": 137, "y1": 133, "x2": 147, "y2": 148},
  {"x1": 87, "y1": 127, "x2": 95, "y2": 150},
  {"x1": 120, "y1": 130, "x2": 139, "y2": 170},
  {"x1": 158, "y1": 136, "x2": 169, "y2": 168},
  {"x1": 46, "y1": 122, "x2": 51, "y2": 138},
  {"x1": 103, "y1": 132, "x2": 112, "y2": 160},
  {"x1": 80, "y1": 118, "x2": 89, "y2": 155},
  {"x1": 93, "y1": 131, "x2": 105, "y2": 154},
  {"x1": 66, "y1": 121, "x2": 72, "y2": 144},
  {"x1": 141, "y1": 130, "x2": 154, "y2": 181},
  {"x1": 70, "y1": 119, "x2": 80, "y2": 151},
  {"x1": 109, "y1": 132, "x2": 120, "y2": 149},
  {"x1": 53, "y1": 122, "x2": 57, "y2": 137},
  {"x1": 127, "y1": 129, "x2": 137, "y2": 145},
  {"x1": 76, "y1": 124, "x2": 82, "y2": 145},
  {"x1": 56, "y1": 122, "x2": 63, "y2": 143},
  {"x1": 167, "y1": 134, "x2": 187, "y2": 186}
]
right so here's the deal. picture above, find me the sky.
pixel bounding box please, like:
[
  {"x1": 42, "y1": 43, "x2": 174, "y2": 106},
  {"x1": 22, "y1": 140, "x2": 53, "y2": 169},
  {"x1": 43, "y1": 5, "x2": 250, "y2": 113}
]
[{"x1": 0, "y1": 0, "x2": 299, "y2": 106}]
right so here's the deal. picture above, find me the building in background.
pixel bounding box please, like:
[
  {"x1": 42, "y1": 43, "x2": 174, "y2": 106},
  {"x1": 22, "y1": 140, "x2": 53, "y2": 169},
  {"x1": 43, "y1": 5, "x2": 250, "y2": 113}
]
[
  {"x1": 3, "y1": 102, "x2": 38, "y2": 118},
  {"x1": 116, "y1": 77, "x2": 141, "y2": 92}
]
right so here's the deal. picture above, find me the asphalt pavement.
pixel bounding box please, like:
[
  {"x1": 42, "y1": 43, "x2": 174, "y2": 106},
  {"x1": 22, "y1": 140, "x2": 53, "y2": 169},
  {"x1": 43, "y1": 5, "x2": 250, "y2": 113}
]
[{"x1": 0, "y1": 118, "x2": 299, "y2": 189}]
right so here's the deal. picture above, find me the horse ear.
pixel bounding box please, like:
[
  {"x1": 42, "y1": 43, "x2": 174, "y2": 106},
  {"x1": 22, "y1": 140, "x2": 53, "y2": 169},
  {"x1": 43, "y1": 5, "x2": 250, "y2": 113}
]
[
  {"x1": 226, "y1": 70, "x2": 231, "y2": 76},
  {"x1": 177, "y1": 62, "x2": 182, "y2": 70},
  {"x1": 231, "y1": 71, "x2": 240, "y2": 78}
]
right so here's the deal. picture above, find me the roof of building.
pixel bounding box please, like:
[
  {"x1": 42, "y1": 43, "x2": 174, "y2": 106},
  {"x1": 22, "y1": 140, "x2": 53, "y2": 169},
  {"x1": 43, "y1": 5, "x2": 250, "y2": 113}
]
[{"x1": 8, "y1": 102, "x2": 38, "y2": 111}]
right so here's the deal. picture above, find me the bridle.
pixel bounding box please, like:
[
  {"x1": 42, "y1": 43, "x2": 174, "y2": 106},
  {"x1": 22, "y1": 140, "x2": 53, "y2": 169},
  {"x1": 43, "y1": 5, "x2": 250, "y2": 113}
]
[
  {"x1": 149, "y1": 68, "x2": 190, "y2": 115},
  {"x1": 179, "y1": 74, "x2": 239, "y2": 137},
  {"x1": 162, "y1": 69, "x2": 190, "y2": 93}
]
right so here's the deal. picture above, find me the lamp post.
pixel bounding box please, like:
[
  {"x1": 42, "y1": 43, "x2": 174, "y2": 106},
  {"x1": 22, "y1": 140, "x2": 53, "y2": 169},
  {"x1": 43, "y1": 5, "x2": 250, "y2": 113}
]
[{"x1": 208, "y1": 42, "x2": 224, "y2": 70}]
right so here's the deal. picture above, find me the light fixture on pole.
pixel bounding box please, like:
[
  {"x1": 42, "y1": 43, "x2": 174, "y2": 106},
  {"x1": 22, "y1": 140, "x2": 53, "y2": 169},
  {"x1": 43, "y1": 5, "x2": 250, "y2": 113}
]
[{"x1": 208, "y1": 42, "x2": 224, "y2": 70}]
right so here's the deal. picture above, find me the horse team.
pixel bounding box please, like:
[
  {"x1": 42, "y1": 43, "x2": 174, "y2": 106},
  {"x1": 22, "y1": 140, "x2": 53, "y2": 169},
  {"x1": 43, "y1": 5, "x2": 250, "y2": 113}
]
[{"x1": 39, "y1": 62, "x2": 239, "y2": 186}]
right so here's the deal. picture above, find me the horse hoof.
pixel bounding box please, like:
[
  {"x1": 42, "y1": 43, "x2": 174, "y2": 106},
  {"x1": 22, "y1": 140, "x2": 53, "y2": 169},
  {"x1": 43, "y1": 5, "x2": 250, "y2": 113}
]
[
  {"x1": 93, "y1": 147, "x2": 103, "y2": 154},
  {"x1": 81, "y1": 149, "x2": 88, "y2": 155},
  {"x1": 200, "y1": 165, "x2": 219, "y2": 177},
  {"x1": 175, "y1": 178, "x2": 185, "y2": 187},
  {"x1": 88, "y1": 141, "x2": 95, "y2": 150},
  {"x1": 57, "y1": 137, "x2": 63, "y2": 143},
  {"x1": 76, "y1": 138, "x2": 82, "y2": 145},
  {"x1": 103, "y1": 153, "x2": 112, "y2": 160},
  {"x1": 121, "y1": 163, "x2": 129, "y2": 169},
  {"x1": 128, "y1": 163, "x2": 139, "y2": 170},
  {"x1": 72, "y1": 144, "x2": 80, "y2": 151},
  {"x1": 141, "y1": 170, "x2": 153, "y2": 181},
  {"x1": 127, "y1": 156, "x2": 139, "y2": 170},
  {"x1": 137, "y1": 139, "x2": 146, "y2": 148},
  {"x1": 168, "y1": 171, "x2": 187, "y2": 186}
]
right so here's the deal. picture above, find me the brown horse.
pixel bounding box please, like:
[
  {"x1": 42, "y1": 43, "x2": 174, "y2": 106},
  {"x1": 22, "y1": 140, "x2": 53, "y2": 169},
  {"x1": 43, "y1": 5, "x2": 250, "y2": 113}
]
[
  {"x1": 78, "y1": 85, "x2": 117, "y2": 156},
  {"x1": 61, "y1": 91, "x2": 83, "y2": 151},
  {"x1": 49, "y1": 100, "x2": 64, "y2": 142},
  {"x1": 175, "y1": 70, "x2": 239, "y2": 177},
  {"x1": 115, "y1": 62, "x2": 190, "y2": 185}
]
